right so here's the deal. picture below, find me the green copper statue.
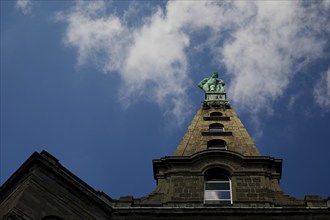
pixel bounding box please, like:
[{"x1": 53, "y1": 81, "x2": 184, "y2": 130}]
[{"x1": 198, "y1": 72, "x2": 225, "y2": 93}]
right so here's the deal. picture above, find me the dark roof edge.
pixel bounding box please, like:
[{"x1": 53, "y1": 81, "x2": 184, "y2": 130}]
[{"x1": 0, "y1": 150, "x2": 112, "y2": 213}]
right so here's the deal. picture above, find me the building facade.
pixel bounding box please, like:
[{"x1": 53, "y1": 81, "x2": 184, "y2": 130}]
[{"x1": 1, "y1": 74, "x2": 329, "y2": 219}]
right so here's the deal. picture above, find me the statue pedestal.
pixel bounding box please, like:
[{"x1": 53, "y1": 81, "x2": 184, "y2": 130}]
[
  {"x1": 203, "y1": 93, "x2": 230, "y2": 109},
  {"x1": 205, "y1": 93, "x2": 226, "y2": 101}
]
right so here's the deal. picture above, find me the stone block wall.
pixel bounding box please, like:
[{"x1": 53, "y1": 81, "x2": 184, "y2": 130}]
[
  {"x1": 174, "y1": 106, "x2": 261, "y2": 157},
  {"x1": 232, "y1": 176, "x2": 275, "y2": 206},
  {"x1": 167, "y1": 176, "x2": 204, "y2": 203}
]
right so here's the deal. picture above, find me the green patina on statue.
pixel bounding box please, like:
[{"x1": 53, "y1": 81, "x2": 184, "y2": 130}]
[
  {"x1": 198, "y1": 72, "x2": 229, "y2": 109},
  {"x1": 198, "y1": 72, "x2": 225, "y2": 93}
]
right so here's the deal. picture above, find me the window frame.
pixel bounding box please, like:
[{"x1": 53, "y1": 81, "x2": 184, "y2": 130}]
[
  {"x1": 209, "y1": 123, "x2": 225, "y2": 132},
  {"x1": 207, "y1": 139, "x2": 227, "y2": 150},
  {"x1": 204, "y1": 173, "x2": 232, "y2": 205}
]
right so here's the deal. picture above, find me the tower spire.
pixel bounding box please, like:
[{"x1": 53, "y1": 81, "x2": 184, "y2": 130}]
[{"x1": 174, "y1": 72, "x2": 260, "y2": 156}]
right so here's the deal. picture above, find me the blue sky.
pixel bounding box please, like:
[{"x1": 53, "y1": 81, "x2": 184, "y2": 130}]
[{"x1": 1, "y1": 0, "x2": 329, "y2": 200}]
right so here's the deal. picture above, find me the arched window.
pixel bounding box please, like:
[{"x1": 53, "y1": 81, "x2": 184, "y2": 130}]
[
  {"x1": 210, "y1": 112, "x2": 222, "y2": 117},
  {"x1": 209, "y1": 123, "x2": 224, "y2": 132},
  {"x1": 207, "y1": 139, "x2": 227, "y2": 149},
  {"x1": 204, "y1": 169, "x2": 232, "y2": 204}
]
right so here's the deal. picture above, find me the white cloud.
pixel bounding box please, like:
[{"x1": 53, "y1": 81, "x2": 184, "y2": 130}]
[
  {"x1": 313, "y1": 68, "x2": 330, "y2": 111},
  {"x1": 15, "y1": 0, "x2": 32, "y2": 15},
  {"x1": 221, "y1": 1, "x2": 327, "y2": 113},
  {"x1": 58, "y1": 1, "x2": 329, "y2": 127},
  {"x1": 57, "y1": 1, "x2": 225, "y2": 124},
  {"x1": 56, "y1": 1, "x2": 127, "y2": 69}
]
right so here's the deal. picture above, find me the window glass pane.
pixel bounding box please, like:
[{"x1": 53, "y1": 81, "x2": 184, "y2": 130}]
[
  {"x1": 205, "y1": 191, "x2": 221, "y2": 200},
  {"x1": 205, "y1": 182, "x2": 230, "y2": 190},
  {"x1": 204, "y1": 190, "x2": 231, "y2": 200},
  {"x1": 219, "y1": 191, "x2": 231, "y2": 200}
]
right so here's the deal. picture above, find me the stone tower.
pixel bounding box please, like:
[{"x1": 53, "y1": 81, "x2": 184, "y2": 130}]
[
  {"x1": 131, "y1": 72, "x2": 283, "y2": 207},
  {"x1": 1, "y1": 72, "x2": 329, "y2": 219},
  {"x1": 111, "y1": 72, "x2": 329, "y2": 219}
]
